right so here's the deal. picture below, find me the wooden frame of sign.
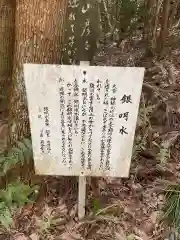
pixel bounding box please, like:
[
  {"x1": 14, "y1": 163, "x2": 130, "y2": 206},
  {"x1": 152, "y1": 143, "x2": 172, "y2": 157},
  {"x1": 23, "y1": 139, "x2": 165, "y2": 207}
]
[{"x1": 24, "y1": 62, "x2": 145, "y2": 219}]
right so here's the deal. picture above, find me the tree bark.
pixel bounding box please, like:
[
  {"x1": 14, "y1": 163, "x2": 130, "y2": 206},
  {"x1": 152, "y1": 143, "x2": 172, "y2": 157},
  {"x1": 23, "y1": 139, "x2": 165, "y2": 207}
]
[
  {"x1": 0, "y1": 0, "x2": 15, "y2": 116},
  {"x1": 168, "y1": 0, "x2": 179, "y2": 27},
  {"x1": 151, "y1": 0, "x2": 163, "y2": 51},
  {"x1": 144, "y1": 0, "x2": 158, "y2": 46},
  {"x1": 8, "y1": 0, "x2": 68, "y2": 145},
  {"x1": 158, "y1": 0, "x2": 170, "y2": 53}
]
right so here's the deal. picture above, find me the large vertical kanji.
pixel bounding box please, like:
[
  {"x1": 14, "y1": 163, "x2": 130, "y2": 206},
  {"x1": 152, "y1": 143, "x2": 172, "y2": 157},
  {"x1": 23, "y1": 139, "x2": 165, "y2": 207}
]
[{"x1": 62, "y1": 0, "x2": 101, "y2": 64}]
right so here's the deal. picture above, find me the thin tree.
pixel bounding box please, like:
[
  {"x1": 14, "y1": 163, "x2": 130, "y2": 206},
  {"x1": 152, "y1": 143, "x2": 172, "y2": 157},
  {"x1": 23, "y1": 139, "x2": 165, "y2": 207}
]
[
  {"x1": 158, "y1": 0, "x2": 170, "y2": 53},
  {"x1": 144, "y1": 0, "x2": 155, "y2": 41}
]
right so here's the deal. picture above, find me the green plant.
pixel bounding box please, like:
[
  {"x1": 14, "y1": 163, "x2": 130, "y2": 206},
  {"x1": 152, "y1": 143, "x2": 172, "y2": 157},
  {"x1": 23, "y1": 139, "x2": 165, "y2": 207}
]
[
  {"x1": 95, "y1": 203, "x2": 123, "y2": 217},
  {"x1": 35, "y1": 205, "x2": 65, "y2": 237},
  {"x1": 133, "y1": 103, "x2": 155, "y2": 159},
  {"x1": 0, "y1": 202, "x2": 13, "y2": 230},
  {"x1": 0, "y1": 181, "x2": 38, "y2": 206},
  {"x1": 132, "y1": 133, "x2": 147, "y2": 159},
  {"x1": 0, "y1": 180, "x2": 38, "y2": 230},
  {"x1": 92, "y1": 198, "x2": 101, "y2": 213},
  {"x1": 116, "y1": 0, "x2": 147, "y2": 37},
  {"x1": 163, "y1": 183, "x2": 180, "y2": 233},
  {"x1": 99, "y1": 0, "x2": 148, "y2": 40},
  {"x1": 157, "y1": 142, "x2": 170, "y2": 165},
  {"x1": 0, "y1": 138, "x2": 32, "y2": 176},
  {"x1": 0, "y1": 138, "x2": 36, "y2": 230},
  {"x1": 137, "y1": 104, "x2": 155, "y2": 128},
  {"x1": 127, "y1": 234, "x2": 139, "y2": 240}
]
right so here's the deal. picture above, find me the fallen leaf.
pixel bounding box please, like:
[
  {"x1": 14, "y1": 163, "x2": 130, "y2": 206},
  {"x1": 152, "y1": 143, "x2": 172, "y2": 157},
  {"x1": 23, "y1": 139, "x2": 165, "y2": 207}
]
[
  {"x1": 29, "y1": 233, "x2": 39, "y2": 240},
  {"x1": 14, "y1": 233, "x2": 28, "y2": 240},
  {"x1": 115, "y1": 232, "x2": 126, "y2": 240},
  {"x1": 150, "y1": 211, "x2": 159, "y2": 225},
  {"x1": 60, "y1": 231, "x2": 83, "y2": 240},
  {"x1": 133, "y1": 227, "x2": 149, "y2": 240}
]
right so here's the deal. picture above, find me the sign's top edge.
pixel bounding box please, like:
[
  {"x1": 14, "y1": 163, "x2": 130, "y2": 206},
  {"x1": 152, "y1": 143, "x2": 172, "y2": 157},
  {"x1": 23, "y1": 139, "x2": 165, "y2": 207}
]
[{"x1": 23, "y1": 63, "x2": 145, "y2": 70}]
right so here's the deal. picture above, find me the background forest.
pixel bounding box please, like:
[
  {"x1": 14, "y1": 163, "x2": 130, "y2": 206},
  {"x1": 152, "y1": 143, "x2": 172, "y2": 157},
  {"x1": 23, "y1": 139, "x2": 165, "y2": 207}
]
[{"x1": 0, "y1": 0, "x2": 180, "y2": 239}]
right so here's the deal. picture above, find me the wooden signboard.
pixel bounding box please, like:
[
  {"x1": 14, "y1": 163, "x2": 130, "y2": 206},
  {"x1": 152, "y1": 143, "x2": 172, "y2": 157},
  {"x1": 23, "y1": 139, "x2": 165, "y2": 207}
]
[{"x1": 24, "y1": 63, "x2": 145, "y2": 218}]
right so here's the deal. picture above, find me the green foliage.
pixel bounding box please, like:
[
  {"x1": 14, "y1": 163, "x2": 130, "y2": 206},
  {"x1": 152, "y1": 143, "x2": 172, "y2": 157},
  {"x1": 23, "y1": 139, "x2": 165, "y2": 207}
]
[
  {"x1": 0, "y1": 181, "x2": 38, "y2": 207},
  {"x1": 0, "y1": 180, "x2": 38, "y2": 230},
  {"x1": 36, "y1": 206, "x2": 65, "y2": 237},
  {"x1": 133, "y1": 101, "x2": 172, "y2": 167},
  {"x1": 119, "y1": 0, "x2": 138, "y2": 27},
  {"x1": 163, "y1": 183, "x2": 180, "y2": 233},
  {"x1": 137, "y1": 104, "x2": 155, "y2": 127},
  {"x1": 127, "y1": 234, "x2": 140, "y2": 240},
  {"x1": 108, "y1": 0, "x2": 147, "y2": 39},
  {"x1": 132, "y1": 133, "x2": 146, "y2": 159},
  {"x1": 157, "y1": 142, "x2": 170, "y2": 165},
  {"x1": 132, "y1": 103, "x2": 154, "y2": 159},
  {"x1": 0, "y1": 138, "x2": 37, "y2": 230},
  {"x1": 37, "y1": 214, "x2": 58, "y2": 235},
  {"x1": 0, "y1": 202, "x2": 13, "y2": 230},
  {"x1": 92, "y1": 198, "x2": 101, "y2": 213},
  {"x1": 0, "y1": 138, "x2": 32, "y2": 176}
]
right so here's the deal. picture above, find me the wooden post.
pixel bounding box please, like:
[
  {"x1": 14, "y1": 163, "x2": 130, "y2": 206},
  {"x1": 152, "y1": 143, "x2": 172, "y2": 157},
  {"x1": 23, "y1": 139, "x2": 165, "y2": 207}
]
[
  {"x1": 78, "y1": 175, "x2": 86, "y2": 219},
  {"x1": 78, "y1": 61, "x2": 89, "y2": 220}
]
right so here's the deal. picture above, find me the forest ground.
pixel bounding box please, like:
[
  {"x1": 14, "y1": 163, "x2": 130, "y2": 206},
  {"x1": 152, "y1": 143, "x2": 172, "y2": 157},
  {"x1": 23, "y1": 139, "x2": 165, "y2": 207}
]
[{"x1": 0, "y1": 33, "x2": 180, "y2": 240}]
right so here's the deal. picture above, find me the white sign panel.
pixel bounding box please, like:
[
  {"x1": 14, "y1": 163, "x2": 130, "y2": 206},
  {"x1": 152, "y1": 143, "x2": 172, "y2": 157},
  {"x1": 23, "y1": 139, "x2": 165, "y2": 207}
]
[{"x1": 24, "y1": 64, "x2": 145, "y2": 177}]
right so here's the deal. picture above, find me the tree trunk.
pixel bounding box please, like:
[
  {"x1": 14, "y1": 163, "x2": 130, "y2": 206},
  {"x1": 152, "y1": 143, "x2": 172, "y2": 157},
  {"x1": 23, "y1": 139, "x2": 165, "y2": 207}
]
[
  {"x1": 0, "y1": 0, "x2": 15, "y2": 116},
  {"x1": 168, "y1": 0, "x2": 179, "y2": 27},
  {"x1": 8, "y1": 0, "x2": 68, "y2": 145},
  {"x1": 144, "y1": 0, "x2": 155, "y2": 41},
  {"x1": 151, "y1": 0, "x2": 163, "y2": 51},
  {"x1": 158, "y1": 0, "x2": 170, "y2": 53},
  {"x1": 62, "y1": 0, "x2": 101, "y2": 65}
]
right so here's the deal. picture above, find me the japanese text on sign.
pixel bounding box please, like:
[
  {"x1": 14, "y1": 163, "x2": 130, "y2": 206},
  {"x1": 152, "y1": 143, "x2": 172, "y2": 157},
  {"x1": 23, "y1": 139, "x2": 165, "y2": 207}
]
[{"x1": 24, "y1": 64, "x2": 145, "y2": 177}]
